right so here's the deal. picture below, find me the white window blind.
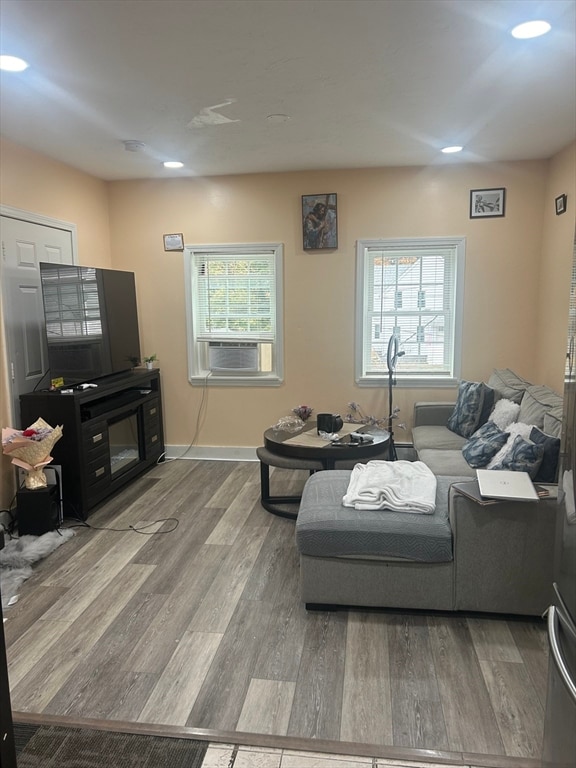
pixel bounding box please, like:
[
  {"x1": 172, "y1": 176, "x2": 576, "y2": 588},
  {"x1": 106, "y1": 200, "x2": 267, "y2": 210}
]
[
  {"x1": 193, "y1": 252, "x2": 276, "y2": 343},
  {"x1": 356, "y1": 238, "x2": 465, "y2": 384},
  {"x1": 185, "y1": 243, "x2": 284, "y2": 386}
]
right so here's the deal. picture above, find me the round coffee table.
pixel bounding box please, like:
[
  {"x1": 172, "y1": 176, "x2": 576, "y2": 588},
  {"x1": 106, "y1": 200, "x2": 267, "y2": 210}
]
[{"x1": 259, "y1": 421, "x2": 390, "y2": 518}]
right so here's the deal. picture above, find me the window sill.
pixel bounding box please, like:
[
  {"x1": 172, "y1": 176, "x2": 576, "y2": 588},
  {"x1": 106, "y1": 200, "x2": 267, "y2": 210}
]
[{"x1": 189, "y1": 373, "x2": 283, "y2": 387}]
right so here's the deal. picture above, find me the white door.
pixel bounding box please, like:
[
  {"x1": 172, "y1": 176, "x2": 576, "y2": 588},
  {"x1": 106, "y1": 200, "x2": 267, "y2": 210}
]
[{"x1": 1, "y1": 214, "x2": 75, "y2": 426}]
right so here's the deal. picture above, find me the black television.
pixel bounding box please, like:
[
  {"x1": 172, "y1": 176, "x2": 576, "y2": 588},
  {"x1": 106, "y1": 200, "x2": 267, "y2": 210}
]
[{"x1": 39, "y1": 262, "x2": 141, "y2": 387}]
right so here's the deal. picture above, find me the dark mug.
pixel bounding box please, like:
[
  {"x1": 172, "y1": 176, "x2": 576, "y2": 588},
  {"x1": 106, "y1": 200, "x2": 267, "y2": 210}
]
[{"x1": 317, "y1": 413, "x2": 343, "y2": 434}]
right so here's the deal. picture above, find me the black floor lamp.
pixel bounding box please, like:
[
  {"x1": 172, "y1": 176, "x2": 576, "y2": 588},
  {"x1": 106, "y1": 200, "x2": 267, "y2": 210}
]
[{"x1": 386, "y1": 334, "x2": 404, "y2": 461}]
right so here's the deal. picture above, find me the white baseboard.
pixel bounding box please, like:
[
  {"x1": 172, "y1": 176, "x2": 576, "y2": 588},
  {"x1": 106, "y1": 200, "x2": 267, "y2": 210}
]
[{"x1": 165, "y1": 445, "x2": 258, "y2": 462}]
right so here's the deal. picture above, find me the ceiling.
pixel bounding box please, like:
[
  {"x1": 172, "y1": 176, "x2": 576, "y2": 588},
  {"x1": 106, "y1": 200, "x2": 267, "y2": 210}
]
[{"x1": 1, "y1": 0, "x2": 574, "y2": 181}]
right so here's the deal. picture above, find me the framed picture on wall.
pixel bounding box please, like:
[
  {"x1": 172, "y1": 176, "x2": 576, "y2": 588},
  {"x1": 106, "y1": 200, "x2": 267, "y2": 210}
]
[
  {"x1": 163, "y1": 233, "x2": 184, "y2": 251},
  {"x1": 469, "y1": 188, "x2": 506, "y2": 219},
  {"x1": 302, "y1": 193, "x2": 338, "y2": 250},
  {"x1": 555, "y1": 194, "x2": 567, "y2": 215}
]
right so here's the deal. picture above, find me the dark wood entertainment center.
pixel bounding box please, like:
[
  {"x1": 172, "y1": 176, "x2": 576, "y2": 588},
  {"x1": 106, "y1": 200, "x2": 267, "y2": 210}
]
[{"x1": 20, "y1": 369, "x2": 164, "y2": 519}]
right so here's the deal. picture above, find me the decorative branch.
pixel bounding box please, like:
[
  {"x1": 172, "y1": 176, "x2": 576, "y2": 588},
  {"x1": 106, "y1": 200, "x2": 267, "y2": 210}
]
[{"x1": 344, "y1": 401, "x2": 405, "y2": 431}]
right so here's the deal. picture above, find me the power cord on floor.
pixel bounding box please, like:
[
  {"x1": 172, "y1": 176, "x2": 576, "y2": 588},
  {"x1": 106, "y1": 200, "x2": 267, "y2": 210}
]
[
  {"x1": 63, "y1": 518, "x2": 179, "y2": 534},
  {"x1": 57, "y1": 498, "x2": 180, "y2": 535}
]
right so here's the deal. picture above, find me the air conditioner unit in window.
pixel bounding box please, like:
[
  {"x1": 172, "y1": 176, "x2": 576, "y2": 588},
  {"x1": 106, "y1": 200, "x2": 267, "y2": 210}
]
[{"x1": 208, "y1": 342, "x2": 258, "y2": 372}]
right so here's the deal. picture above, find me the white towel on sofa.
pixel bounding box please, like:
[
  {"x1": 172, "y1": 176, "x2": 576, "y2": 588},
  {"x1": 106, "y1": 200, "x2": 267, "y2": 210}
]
[{"x1": 342, "y1": 460, "x2": 437, "y2": 513}]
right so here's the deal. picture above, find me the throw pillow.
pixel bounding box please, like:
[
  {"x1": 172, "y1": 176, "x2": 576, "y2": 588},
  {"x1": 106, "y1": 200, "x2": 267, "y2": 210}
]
[
  {"x1": 447, "y1": 380, "x2": 485, "y2": 438},
  {"x1": 462, "y1": 422, "x2": 509, "y2": 468},
  {"x1": 478, "y1": 383, "x2": 496, "y2": 427},
  {"x1": 530, "y1": 427, "x2": 561, "y2": 483},
  {"x1": 489, "y1": 398, "x2": 520, "y2": 430},
  {"x1": 490, "y1": 434, "x2": 544, "y2": 478},
  {"x1": 487, "y1": 422, "x2": 534, "y2": 468}
]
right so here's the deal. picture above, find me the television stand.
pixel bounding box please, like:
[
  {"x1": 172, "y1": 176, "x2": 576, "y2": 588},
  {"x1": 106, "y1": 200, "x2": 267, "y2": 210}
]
[{"x1": 19, "y1": 369, "x2": 165, "y2": 519}]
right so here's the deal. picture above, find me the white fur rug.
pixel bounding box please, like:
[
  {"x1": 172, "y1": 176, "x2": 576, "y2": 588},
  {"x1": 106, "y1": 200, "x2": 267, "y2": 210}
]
[{"x1": 1, "y1": 529, "x2": 74, "y2": 609}]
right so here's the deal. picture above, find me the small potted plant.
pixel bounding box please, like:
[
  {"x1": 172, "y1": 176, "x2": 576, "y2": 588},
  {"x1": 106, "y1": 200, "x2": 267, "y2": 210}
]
[{"x1": 143, "y1": 354, "x2": 157, "y2": 370}]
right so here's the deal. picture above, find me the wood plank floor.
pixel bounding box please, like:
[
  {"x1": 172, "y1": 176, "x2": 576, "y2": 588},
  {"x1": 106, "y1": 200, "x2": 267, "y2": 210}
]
[{"x1": 4, "y1": 459, "x2": 548, "y2": 765}]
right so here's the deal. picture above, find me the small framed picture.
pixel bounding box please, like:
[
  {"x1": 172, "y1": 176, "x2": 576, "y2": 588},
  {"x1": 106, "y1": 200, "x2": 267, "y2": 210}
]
[
  {"x1": 470, "y1": 188, "x2": 506, "y2": 219},
  {"x1": 555, "y1": 194, "x2": 567, "y2": 215},
  {"x1": 302, "y1": 193, "x2": 338, "y2": 250},
  {"x1": 163, "y1": 233, "x2": 184, "y2": 251}
]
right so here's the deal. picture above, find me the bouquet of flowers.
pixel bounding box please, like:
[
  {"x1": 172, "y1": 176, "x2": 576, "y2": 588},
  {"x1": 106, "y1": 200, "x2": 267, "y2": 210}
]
[
  {"x1": 292, "y1": 405, "x2": 313, "y2": 421},
  {"x1": 2, "y1": 417, "x2": 63, "y2": 489}
]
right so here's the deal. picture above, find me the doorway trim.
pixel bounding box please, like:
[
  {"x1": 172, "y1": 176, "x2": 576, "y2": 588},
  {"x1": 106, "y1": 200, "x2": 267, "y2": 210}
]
[
  {"x1": 0, "y1": 205, "x2": 78, "y2": 424},
  {"x1": 1, "y1": 205, "x2": 79, "y2": 256}
]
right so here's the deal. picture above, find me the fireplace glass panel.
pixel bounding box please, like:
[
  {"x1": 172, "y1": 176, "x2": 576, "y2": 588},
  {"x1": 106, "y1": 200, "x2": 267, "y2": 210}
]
[{"x1": 109, "y1": 412, "x2": 140, "y2": 477}]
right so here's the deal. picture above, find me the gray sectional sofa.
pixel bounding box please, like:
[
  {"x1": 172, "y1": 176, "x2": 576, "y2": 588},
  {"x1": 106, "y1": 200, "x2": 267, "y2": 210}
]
[
  {"x1": 295, "y1": 369, "x2": 562, "y2": 616},
  {"x1": 412, "y1": 368, "x2": 563, "y2": 479}
]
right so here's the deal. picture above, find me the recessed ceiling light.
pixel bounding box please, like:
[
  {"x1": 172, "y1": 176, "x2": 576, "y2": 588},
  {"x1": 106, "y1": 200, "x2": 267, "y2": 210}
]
[
  {"x1": 0, "y1": 55, "x2": 29, "y2": 72},
  {"x1": 511, "y1": 20, "x2": 551, "y2": 39},
  {"x1": 163, "y1": 161, "x2": 184, "y2": 169},
  {"x1": 441, "y1": 146, "x2": 463, "y2": 154}
]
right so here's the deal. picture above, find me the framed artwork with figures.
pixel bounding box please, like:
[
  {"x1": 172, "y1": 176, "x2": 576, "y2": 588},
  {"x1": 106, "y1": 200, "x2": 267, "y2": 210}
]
[
  {"x1": 469, "y1": 188, "x2": 506, "y2": 219},
  {"x1": 302, "y1": 193, "x2": 338, "y2": 250}
]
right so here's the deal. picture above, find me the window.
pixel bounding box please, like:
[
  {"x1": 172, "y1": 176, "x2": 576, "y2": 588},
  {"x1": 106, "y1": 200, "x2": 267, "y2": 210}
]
[
  {"x1": 356, "y1": 237, "x2": 465, "y2": 386},
  {"x1": 184, "y1": 243, "x2": 284, "y2": 385}
]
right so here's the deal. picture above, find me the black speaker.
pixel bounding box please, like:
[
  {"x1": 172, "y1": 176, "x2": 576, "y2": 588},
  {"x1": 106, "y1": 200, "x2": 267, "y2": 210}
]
[{"x1": 16, "y1": 484, "x2": 61, "y2": 536}]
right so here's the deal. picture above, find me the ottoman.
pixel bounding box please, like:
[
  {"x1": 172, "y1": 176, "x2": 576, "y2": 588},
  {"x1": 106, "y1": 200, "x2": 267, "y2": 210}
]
[{"x1": 295, "y1": 470, "x2": 456, "y2": 610}]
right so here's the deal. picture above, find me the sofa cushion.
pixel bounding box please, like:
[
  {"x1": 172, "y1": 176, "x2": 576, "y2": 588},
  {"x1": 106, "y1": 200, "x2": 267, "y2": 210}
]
[
  {"x1": 490, "y1": 434, "x2": 544, "y2": 478},
  {"x1": 489, "y1": 398, "x2": 520, "y2": 430},
  {"x1": 296, "y1": 470, "x2": 454, "y2": 563},
  {"x1": 462, "y1": 422, "x2": 509, "y2": 468},
  {"x1": 417, "y1": 448, "x2": 475, "y2": 477},
  {"x1": 488, "y1": 369, "x2": 531, "y2": 403},
  {"x1": 544, "y1": 406, "x2": 563, "y2": 440},
  {"x1": 412, "y1": 425, "x2": 467, "y2": 452},
  {"x1": 447, "y1": 380, "x2": 486, "y2": 438},
  {"x1": 519, "y1": 385, "x2": 563, "y2": 430},
  {"x1": 530, "y1": 427, "x2": 561, "y2": 483}
]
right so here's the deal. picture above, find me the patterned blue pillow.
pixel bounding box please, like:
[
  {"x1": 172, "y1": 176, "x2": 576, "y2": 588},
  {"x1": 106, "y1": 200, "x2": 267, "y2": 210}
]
[
  {"x1": 490, "y1": 435, "x2": 544, "y2": 478},
  {"x1": 447, "y1": 381, "x2": 485, "y2": 438},
  {"x1": 478, "y1": 383, "x2": 496, "y2": 427},
  {"x1": 530, "y1": 427, "x2": 560, "y2": 483},
  {"x1": 462, "y1": 422, "x2": 509, "y2": 468}
]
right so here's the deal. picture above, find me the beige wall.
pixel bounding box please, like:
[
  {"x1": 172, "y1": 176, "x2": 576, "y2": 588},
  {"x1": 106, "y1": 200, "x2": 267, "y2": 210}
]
[
  {"x1": 1, "y1": 136, "x2": 574, "y2": 454},
  {"x1": 108, "y1": 158, "x2": 571, "y2": 449},
  {"x1": 0, "y1": 137, "x2": 112, "y2": 268},
  {"x1": 536, "y1": 141, "x2": 576, "y2": 392}
]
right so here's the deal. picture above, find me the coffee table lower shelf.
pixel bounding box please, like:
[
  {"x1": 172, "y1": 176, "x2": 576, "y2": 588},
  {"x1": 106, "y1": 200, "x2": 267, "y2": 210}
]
[
  {"x1": 257, "y1": 446, "x2": 323, "y2": 519},
  {"x1": 257, "y1": 424, "x2": 390, "y2": 519}
]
